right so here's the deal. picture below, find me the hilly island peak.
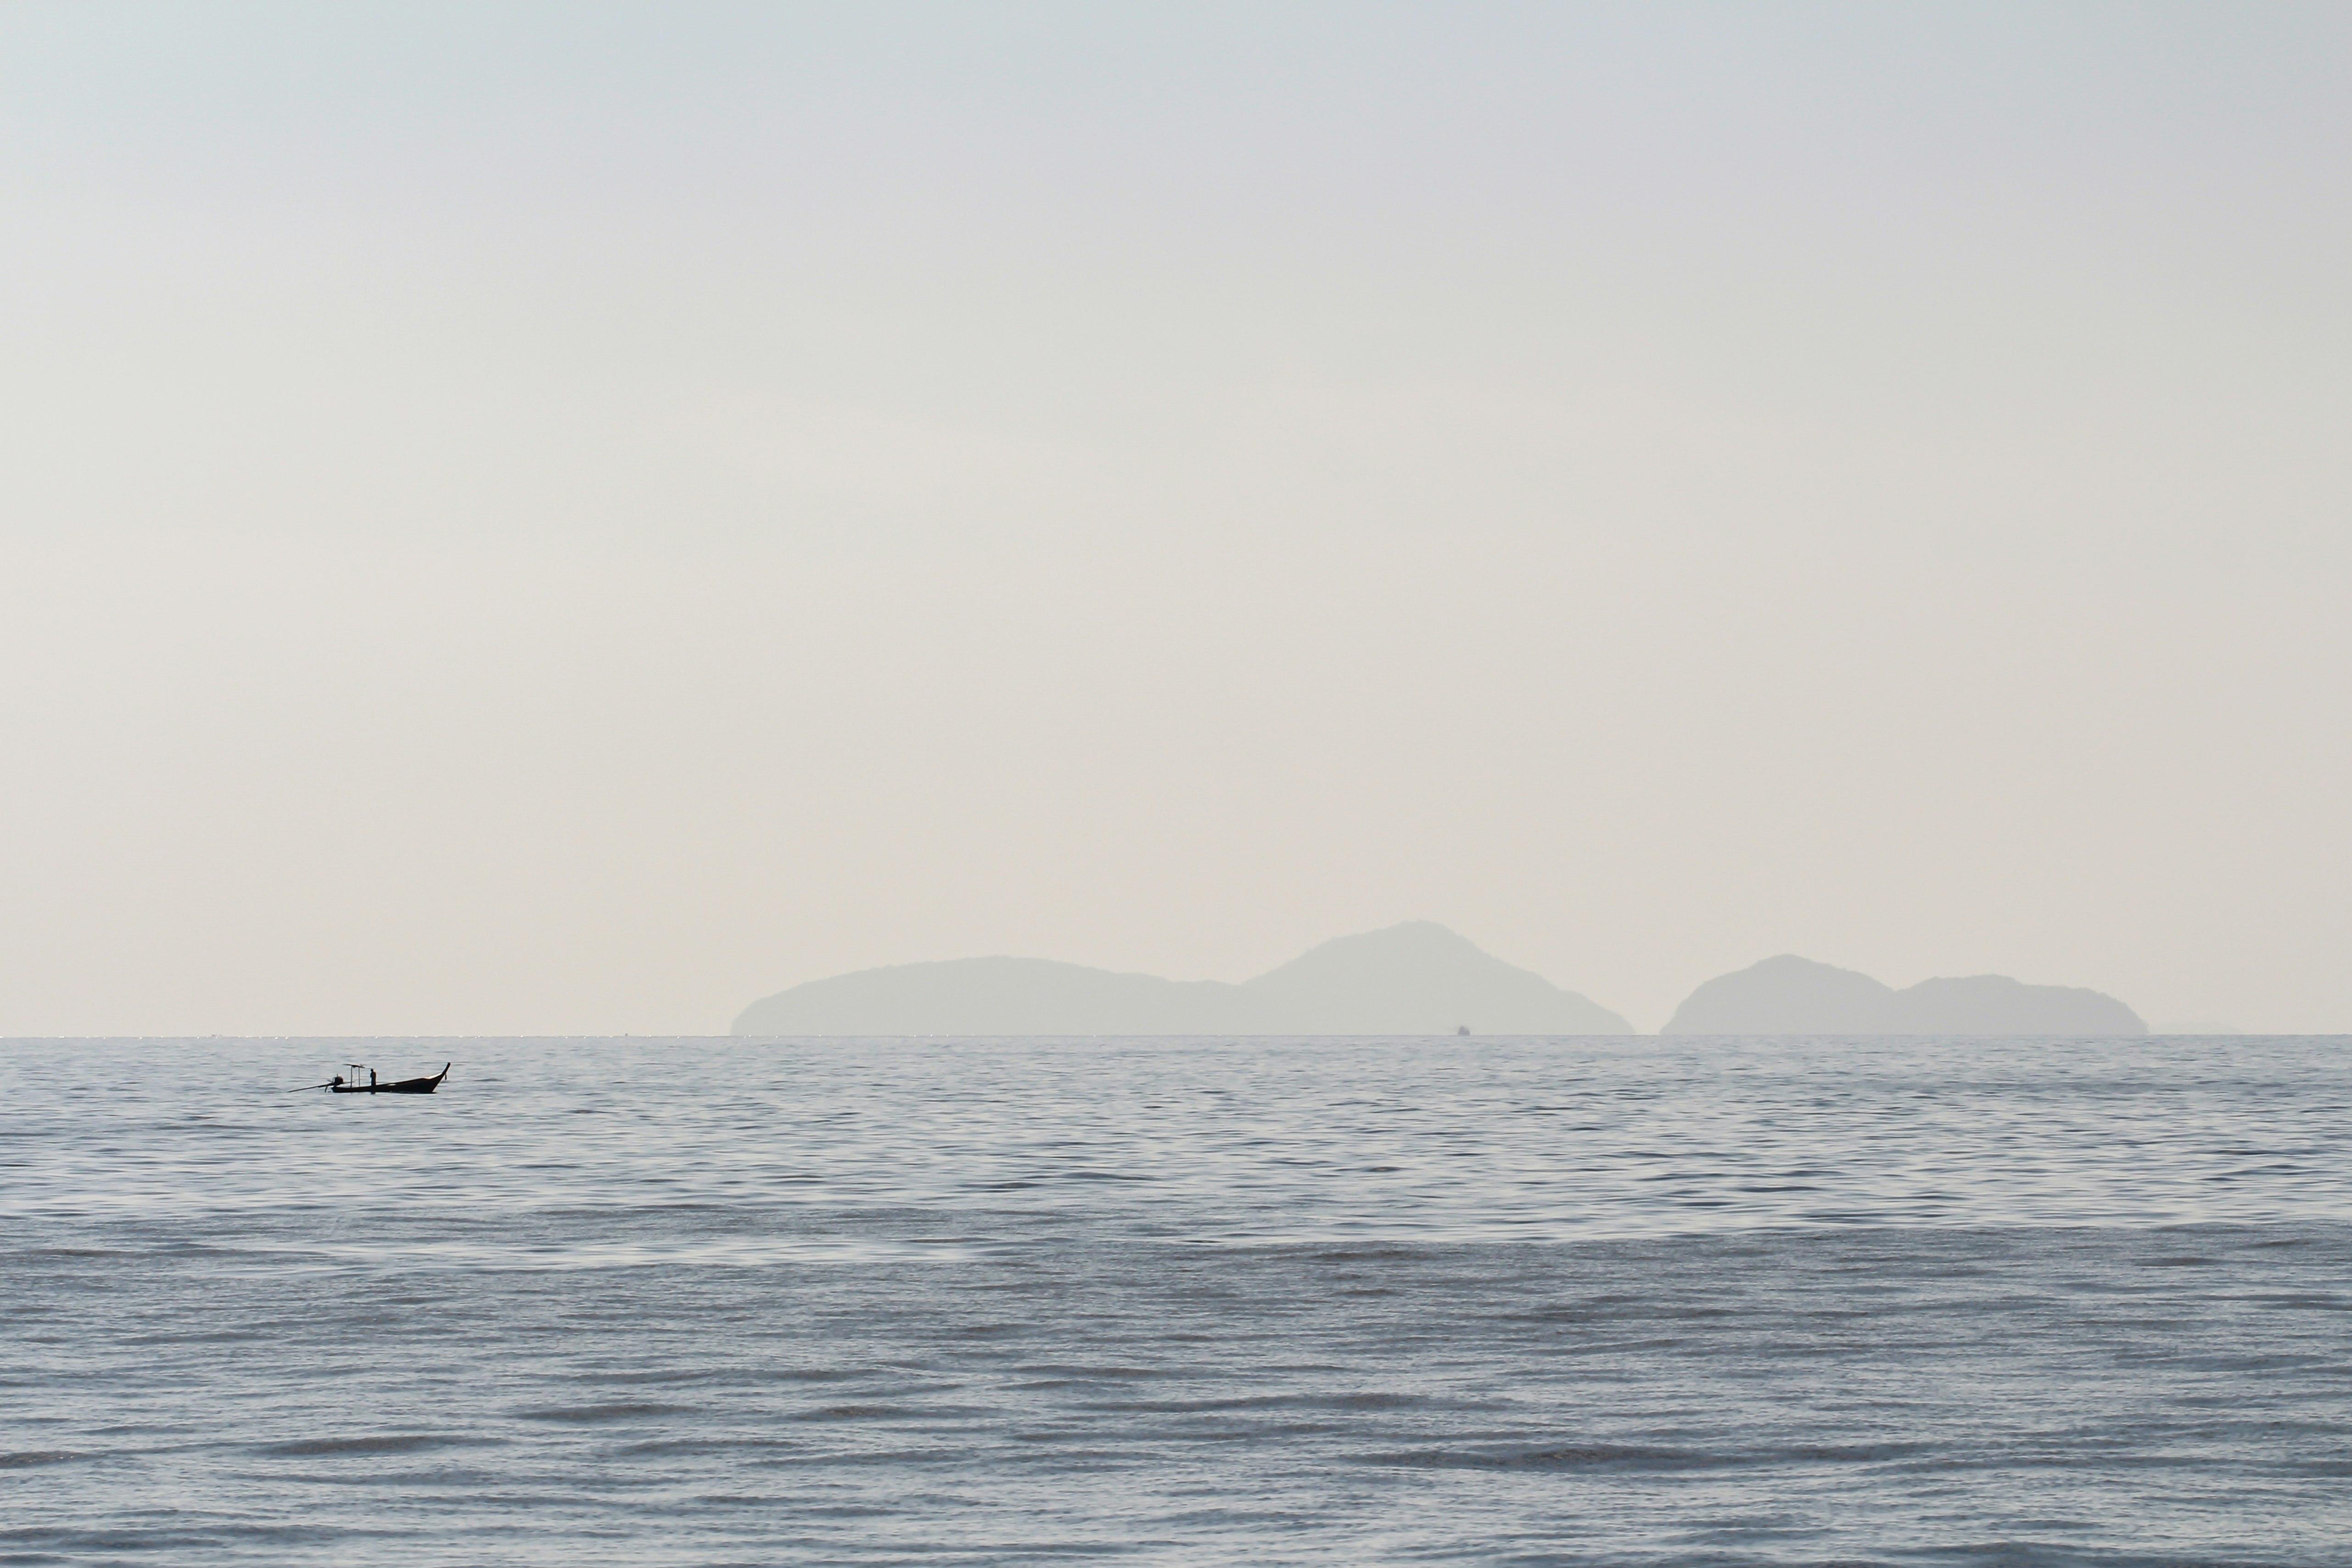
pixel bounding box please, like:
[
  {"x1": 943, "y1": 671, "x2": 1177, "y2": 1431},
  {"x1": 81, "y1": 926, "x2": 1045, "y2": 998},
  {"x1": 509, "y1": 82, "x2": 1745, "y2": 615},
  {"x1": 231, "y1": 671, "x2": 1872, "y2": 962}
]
[
  {"x1": 735, "y1": 930, "x2": 2149, "y2": 1037},
  {"x1": 733, "y1": 922, "x2": 1633, "y2": 1036},
  {"x1": 1662, "y1": 954, "x2": 2145, "y2": 1036}
]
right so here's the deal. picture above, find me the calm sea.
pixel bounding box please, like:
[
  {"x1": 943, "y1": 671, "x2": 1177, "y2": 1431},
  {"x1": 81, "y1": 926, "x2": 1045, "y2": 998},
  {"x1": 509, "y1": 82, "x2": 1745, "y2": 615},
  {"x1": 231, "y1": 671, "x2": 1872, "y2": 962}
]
[{"x1": 5, "y1": 1035, "x2": 2349, "y2": 1565}]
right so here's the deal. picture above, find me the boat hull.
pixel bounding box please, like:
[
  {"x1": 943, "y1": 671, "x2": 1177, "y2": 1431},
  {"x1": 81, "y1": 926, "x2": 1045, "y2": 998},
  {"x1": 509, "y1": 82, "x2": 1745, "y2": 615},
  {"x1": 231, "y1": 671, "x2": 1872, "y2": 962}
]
[{"x1": 331, "y1": 1065, "x2": 450, "y2": 1094}]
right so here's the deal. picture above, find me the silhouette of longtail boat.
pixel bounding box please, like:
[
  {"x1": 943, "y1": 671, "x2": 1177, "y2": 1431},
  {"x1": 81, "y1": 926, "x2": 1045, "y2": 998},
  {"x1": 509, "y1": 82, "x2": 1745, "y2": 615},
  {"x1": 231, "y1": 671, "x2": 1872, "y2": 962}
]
[{"x1": 327, "y1": 1063, "x2": 450, "y2": 1094}]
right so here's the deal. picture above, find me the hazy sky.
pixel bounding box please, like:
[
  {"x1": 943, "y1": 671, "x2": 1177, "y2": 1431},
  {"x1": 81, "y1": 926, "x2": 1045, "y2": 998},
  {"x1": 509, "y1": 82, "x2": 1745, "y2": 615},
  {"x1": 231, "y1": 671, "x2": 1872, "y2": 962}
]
[{"x1": 4, "y1": 2, "x2": 2348, "y2": 1035}]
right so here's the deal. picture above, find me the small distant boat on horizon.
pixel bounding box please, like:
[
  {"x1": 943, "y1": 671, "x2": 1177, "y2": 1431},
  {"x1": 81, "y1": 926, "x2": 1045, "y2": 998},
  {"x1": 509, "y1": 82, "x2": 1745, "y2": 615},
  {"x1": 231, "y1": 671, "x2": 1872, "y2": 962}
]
[{"x1": 311, "y1": 1063, "x2": 450, "y2": 1094}]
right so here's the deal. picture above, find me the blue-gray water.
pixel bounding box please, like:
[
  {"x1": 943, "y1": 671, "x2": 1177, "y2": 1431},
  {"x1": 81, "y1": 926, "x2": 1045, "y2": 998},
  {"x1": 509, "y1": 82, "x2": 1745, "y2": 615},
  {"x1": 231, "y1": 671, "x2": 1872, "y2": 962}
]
[{"x1": 6, "y1": 1035, "x2": 2349, "y2": 1565}]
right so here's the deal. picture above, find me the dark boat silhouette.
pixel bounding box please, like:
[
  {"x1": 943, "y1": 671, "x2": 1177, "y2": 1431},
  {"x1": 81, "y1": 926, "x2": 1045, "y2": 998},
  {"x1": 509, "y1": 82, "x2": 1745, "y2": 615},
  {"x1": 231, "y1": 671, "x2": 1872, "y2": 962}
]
[{"x1": 327, "y1": 1064, "x2": 450, "y2": 1094}]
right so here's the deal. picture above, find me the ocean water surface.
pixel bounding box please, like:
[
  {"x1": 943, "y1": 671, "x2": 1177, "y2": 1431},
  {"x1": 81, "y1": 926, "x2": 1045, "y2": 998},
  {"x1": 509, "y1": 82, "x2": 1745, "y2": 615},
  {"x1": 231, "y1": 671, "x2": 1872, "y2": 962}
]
[{"x1": 4, "y1": 1034, "x2": 2348, "y2": 1565}]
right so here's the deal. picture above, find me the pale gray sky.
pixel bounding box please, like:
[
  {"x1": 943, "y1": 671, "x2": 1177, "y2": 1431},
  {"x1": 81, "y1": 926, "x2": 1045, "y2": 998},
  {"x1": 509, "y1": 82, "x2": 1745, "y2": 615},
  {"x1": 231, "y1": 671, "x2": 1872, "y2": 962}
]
[{"x1": 4, "y1": 2, "x2": 2347, "y2": 1035}]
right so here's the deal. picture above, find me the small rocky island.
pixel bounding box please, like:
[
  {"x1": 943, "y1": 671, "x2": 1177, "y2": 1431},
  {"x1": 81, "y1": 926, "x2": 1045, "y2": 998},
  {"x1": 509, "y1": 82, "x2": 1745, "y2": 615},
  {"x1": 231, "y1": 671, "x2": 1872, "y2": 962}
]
[
  {"x1": 734, "y1": 921, "x2": 1633, "y2": 1036},
  {"x1": 1661, "y1": 954, "x2": 2145, "y2": 1035}
]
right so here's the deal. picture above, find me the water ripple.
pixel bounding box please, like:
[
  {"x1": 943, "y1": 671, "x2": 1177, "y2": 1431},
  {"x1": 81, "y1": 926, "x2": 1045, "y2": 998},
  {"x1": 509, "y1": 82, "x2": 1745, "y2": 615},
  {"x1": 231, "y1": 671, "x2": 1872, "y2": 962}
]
[{"x1": 2, "y1": 1035, "x2": 2348, "y2": 1565}]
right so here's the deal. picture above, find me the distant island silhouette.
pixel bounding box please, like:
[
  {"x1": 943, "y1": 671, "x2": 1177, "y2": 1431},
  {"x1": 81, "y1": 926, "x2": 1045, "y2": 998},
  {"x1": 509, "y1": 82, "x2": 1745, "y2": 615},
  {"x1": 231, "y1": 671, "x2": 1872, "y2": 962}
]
[
  {"x1": 734, "y1": 921, "x2": 1634, "y2": 1036},
  {"x1": 1661, "y1": 954, "x2": 2145, "y2": 1036}
]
